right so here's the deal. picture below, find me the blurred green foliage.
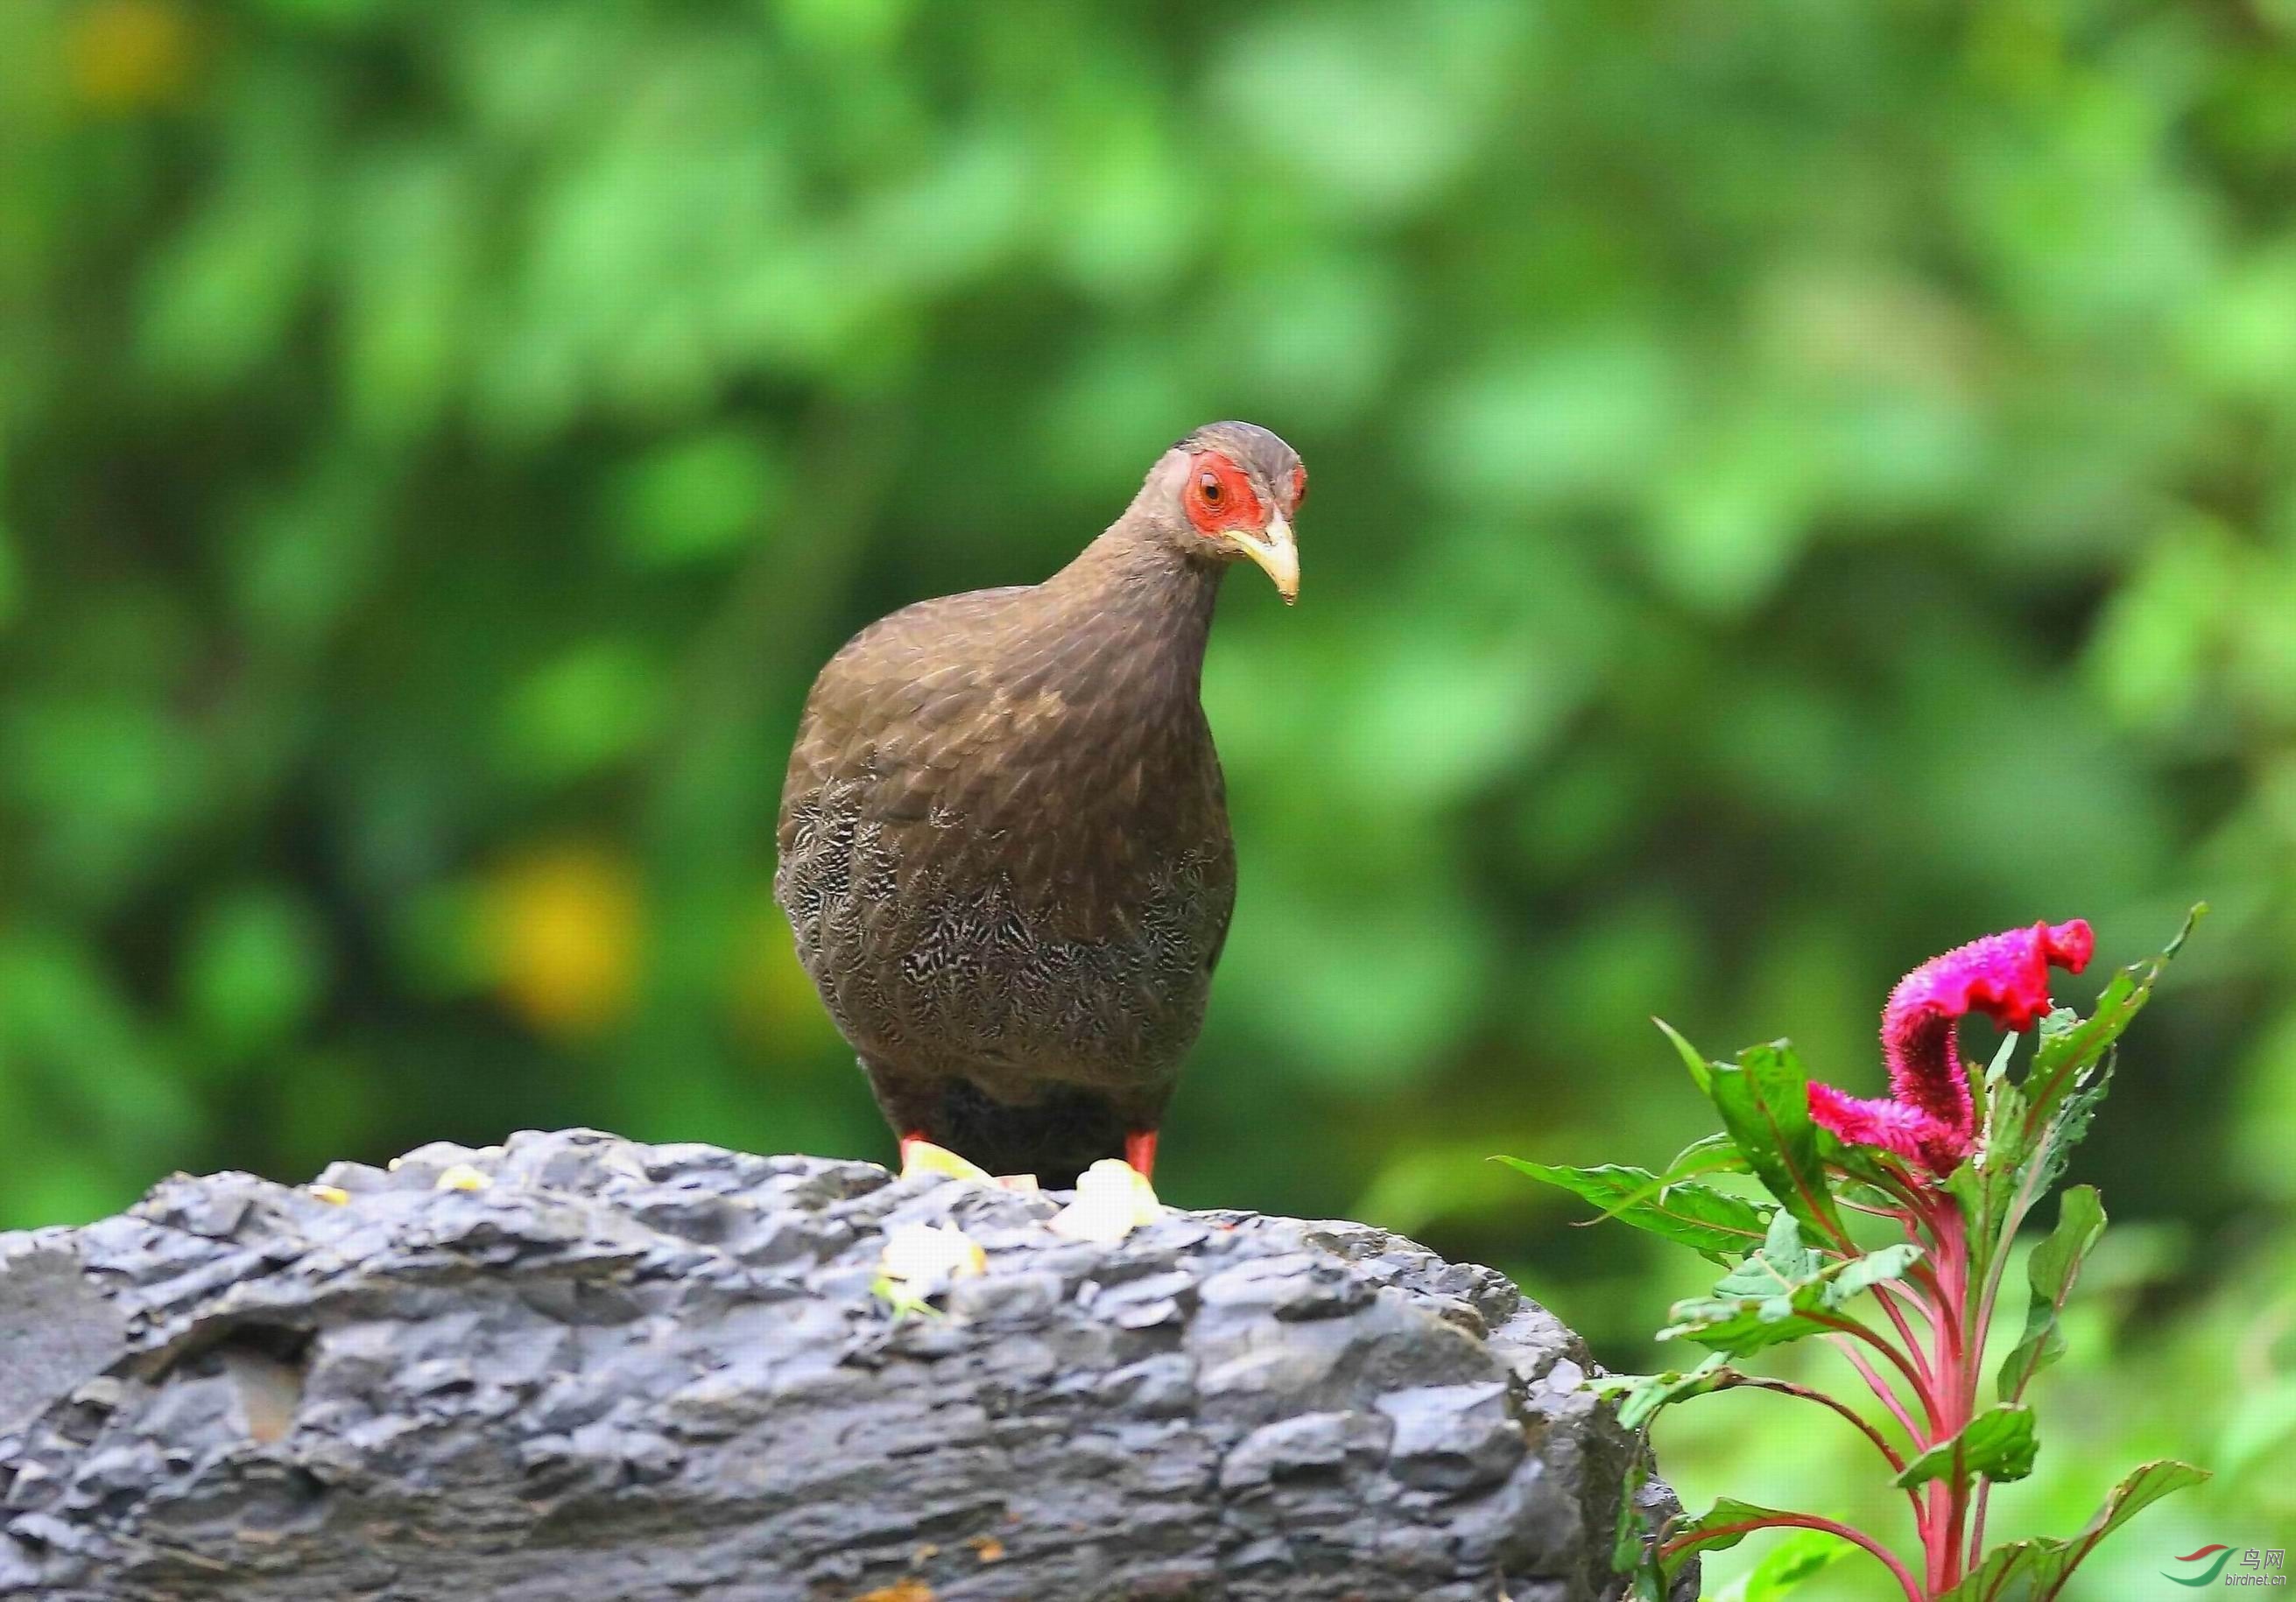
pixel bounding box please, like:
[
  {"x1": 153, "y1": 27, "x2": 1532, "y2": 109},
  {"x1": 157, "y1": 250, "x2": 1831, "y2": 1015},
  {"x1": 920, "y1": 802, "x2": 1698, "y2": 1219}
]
[{"x1": 2, "y1": 0, "x2": 2292, "y2": 1593}]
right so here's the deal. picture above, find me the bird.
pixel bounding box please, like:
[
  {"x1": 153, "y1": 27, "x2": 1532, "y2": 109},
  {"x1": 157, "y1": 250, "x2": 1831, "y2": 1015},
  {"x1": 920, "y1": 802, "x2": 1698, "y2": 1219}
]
[{"x1": 774, "y1": 421, "x2": 1305, "y2": 1190}]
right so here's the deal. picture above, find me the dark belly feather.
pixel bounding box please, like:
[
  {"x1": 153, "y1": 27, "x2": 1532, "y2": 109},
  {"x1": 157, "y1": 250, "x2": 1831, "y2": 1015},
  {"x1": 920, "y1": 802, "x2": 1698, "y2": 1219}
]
[{"x1": 777, "y1": 767, "x2": 1233, "y2": 1095}]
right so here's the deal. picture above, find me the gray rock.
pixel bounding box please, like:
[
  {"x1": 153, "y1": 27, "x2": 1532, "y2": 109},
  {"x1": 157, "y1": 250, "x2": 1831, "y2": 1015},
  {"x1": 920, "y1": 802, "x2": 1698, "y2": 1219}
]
[
  {"x1": 0, "y1": 1247, "x2": 125, "y2": 1440},
  {"x1": 0, "y1": 1129, "x2": 1692, "y2": 1601}
]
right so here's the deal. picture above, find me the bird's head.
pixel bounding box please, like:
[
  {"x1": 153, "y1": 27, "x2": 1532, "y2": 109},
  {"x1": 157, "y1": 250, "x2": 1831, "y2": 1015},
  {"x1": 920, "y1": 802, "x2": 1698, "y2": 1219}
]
[{"x1": 1140, "y1": 420, "x2": 1305, "y2": 604}]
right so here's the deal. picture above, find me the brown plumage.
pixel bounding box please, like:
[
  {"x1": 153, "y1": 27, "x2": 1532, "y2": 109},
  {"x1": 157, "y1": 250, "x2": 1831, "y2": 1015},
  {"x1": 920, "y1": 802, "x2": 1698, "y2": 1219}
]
[{"x1": 775, "y1": 422, "x2": 1305, "y2": 1184}]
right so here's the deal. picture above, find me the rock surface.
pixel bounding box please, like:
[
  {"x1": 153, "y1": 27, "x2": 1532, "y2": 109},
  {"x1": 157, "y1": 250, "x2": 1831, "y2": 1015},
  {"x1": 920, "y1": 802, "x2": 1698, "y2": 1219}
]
[{"x1": 0, "y1": 1130, "x2": 1686, "y2": 1601}]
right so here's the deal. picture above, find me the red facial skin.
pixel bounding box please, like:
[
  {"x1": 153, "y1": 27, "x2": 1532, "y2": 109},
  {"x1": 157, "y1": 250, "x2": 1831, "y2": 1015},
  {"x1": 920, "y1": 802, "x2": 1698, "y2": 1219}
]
[
  {"x1": 1290, "y1": 465, "x2": 1307, "y2": 512},
  {"x1": 1180, "y1": 452, "x2": 1266, "y2": 538}
]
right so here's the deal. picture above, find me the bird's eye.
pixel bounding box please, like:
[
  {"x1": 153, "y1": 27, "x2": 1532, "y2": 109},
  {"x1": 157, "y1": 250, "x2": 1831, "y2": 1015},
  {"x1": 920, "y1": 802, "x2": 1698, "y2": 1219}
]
[{"x1": 1182, "y1": 451, "x2": 1259, "y2": 536}]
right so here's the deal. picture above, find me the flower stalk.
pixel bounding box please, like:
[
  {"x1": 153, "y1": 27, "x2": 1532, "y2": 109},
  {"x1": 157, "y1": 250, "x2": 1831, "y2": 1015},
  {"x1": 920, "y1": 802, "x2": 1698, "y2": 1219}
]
[{"x1": 1510, "y1": 912, "x2": 2209, "y2": 1602}]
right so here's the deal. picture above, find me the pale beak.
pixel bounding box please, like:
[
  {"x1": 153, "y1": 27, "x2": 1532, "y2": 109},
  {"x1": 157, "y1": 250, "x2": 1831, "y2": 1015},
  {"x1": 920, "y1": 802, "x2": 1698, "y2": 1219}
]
[{"x1": 1224, "y1": 516, "x2": 1299, "y2": 605}]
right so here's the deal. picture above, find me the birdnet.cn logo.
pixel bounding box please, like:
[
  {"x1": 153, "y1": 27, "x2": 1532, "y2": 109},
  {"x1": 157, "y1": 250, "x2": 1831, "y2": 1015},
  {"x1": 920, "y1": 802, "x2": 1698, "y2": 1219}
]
[{"x1": 2162, "y1": 1544, "x2": 2287, "y2": 1587}]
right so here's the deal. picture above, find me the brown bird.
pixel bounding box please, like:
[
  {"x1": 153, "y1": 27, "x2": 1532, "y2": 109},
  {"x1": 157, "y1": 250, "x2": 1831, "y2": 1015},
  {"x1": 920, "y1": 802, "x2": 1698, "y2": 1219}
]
[{"x1": 775, "y1": 422, "x2": 1305, "y2": 1188}]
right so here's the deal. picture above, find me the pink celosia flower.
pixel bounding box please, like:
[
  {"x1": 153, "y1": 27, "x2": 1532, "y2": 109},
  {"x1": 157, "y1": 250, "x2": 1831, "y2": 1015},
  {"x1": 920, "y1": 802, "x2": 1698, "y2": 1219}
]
[{"x1": 1808, "y1": 919, "x2": 2095, "y2": 1177}]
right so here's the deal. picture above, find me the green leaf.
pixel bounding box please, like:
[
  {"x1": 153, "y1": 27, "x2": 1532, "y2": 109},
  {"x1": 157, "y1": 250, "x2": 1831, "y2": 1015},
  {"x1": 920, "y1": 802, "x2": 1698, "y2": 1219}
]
[
  {"x1": 1708, "y1": 1042, "x2": 1842, "y2": 1240},
  {"x1": 1712, "y1": 1528, "x2": 1856, "y2": 1602},
  {"x1": 1997, "y1": 1185, "x2": 2106, "y2": 1402},
  {"x1": 1612, "y1": 1451, "x2": 1668, "y2": 1601},
  {"x1": 1816, "y1": 1128, "x2": 1912, "y2": 1207},
  {"x1": 1579, "y1": 1140, "x2": 1759, "y2": 1231},
  {"x1": 1976, "y1": 1071, "x2": 2031, "y2": 1174},
  {"x1": 1666, "y1": 1129, "x2": 1751, "y2": 1177},
  {"x1": 1659, "y1": 1498, "x2": 1799, "y2": 1582},
  {"x1": 1944, "y1": 1159, "x2": 1990, "y2": 1236},
  {"x1": 1937, "y1": 1459, "x2": 2210, "y2": 1602},
  {"x1": 1710, "y1": 1209, "x2": 1823, "y2": 1289},
  {"x1": 1981, "y1": 1026, "x2": 2020, "y2": 1090},
  {"x1": 2025, "y1": 1053, "x2": 2114, "y2": 1205},
  {"x1": 1829, "y1": 1244, "x2": 1926, "y2": 1298},
  {"x1": 1654, "y1": 1015, "x2": 1716, "y2": 1094},
  {"x1": 1894, "y1": 1403, "x2": 2039, "y2": 1490},
  {"x1": 1659, "y1": 1212, "x2": 1919, "y2": 1357},
  {"x1": 1973, "y1": 1033, "x2": 2030, "y2": 1182},
  {"x1": 1957, "y1": 1072, "x2": 2034, "y2": 1288},
  {"x1": 1966, "y1": 914, "x2": 2196, "y2": 1296},
  {"x1": 1598, "y1": 1132, "x2": 1757, "y2": 1225},
  {"x1": 1496, "y1": 1157, "x2": 1772, "y2": 1263},
  {"x1": 1613, "y1": 1451, "x2": 1648, "y2": 1572},
  {"x1": 1958, "y1": 1028, "x2": 2016, "y2": 1148},
  {"x1": 1590, "y1": 1352, "x2": 1745, "y2": 1430}
]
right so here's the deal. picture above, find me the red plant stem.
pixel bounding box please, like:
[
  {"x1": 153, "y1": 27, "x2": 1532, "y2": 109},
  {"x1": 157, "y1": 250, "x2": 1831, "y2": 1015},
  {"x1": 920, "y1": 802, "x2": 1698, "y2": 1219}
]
[
  {"x1": 1814, "y1": 1312, "x2": 1938, "y2": 1418},
  {"x1": 1976, "y1": 1147, "x2": 2056, "y2": 1406},
  {"x1": 1917, "y1": 1188, "x2": 1975, "y2": 1595},
  {"x1": 1931, "y1": 1450, "x2": 1967, "y2": 1590},
  {"x1": 1662, "y1": 1514, "x2": 1925, "y2": 1602},
  {"x1": 1962, "y1": 1133, "x2": 2064, "y2": 1577},
  {"x1": 1871, "y1": 1283, "x2": 1938, "y2": 1378},
  {"x1": 1864, "y1": 1166, "x2": 1955, "y2": 1311},
  {"x1": 1970, "y1": 1479, "x2": 1995, "y2": 1574},
  {"x1": 1829, "y1": 1334, "x2": 1925, "y2": 1442},
  {"x1": 1736, "y1": 1376, "x2": 1911, "y2": 1471},
  {"x1": 1961, "y1": 1195, "x2": 2010, "y2": 1578},
  {"x1": 1736, "y1": 1375, "x2": 1930, "y2": 1530},
  {"x1": 1866, "y1": 1163, "x2": 1934, "y2": 1217},
  {"x1": 1818, "y1": 1197, "x2": 1943, "y2": 1354},
  {"x1": 1825, "y1": 1247, "x2": 1941, "y2": 1331}
]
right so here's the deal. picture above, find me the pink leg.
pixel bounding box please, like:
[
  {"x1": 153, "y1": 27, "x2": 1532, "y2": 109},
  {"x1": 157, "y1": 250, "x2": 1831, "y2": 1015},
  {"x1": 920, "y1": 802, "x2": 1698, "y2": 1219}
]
[{"x1": 1124, "y1": 1130, "x2": 1159, "y2": 1179}]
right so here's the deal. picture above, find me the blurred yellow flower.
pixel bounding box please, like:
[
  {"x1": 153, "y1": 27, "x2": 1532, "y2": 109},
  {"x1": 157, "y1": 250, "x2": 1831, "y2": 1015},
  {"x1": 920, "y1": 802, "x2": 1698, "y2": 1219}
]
[
  {"x1": 67, "y1": 0, "x2": 197, "y2": 114},
  {"x1": 482, "y1": 844, "x2": 641, "y2": 1040}
]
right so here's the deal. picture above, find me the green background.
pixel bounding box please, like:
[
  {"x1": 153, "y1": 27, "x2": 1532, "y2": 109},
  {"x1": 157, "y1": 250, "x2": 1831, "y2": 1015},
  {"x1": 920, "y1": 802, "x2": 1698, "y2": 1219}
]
[{"x1": 2, "y1": 1, "x2": 2290, "y2": 1594}]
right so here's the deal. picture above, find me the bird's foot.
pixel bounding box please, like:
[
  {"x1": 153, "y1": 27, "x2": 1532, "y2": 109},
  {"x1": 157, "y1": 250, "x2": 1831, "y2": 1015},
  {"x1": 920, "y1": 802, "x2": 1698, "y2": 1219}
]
[
  {"x1": 1123, "y1": 1129, "x2": 1158, "y2": 1180},
  {"x1": 1048, "y1": 1157, "x2": 1165, "y2": 1244},
  {"x1": 898, "y1": 1135, "x2": 989, "y2": 1182},
  {"x1": 898, "y1": 1135, "x2": 1038, "y2": 1191}
]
